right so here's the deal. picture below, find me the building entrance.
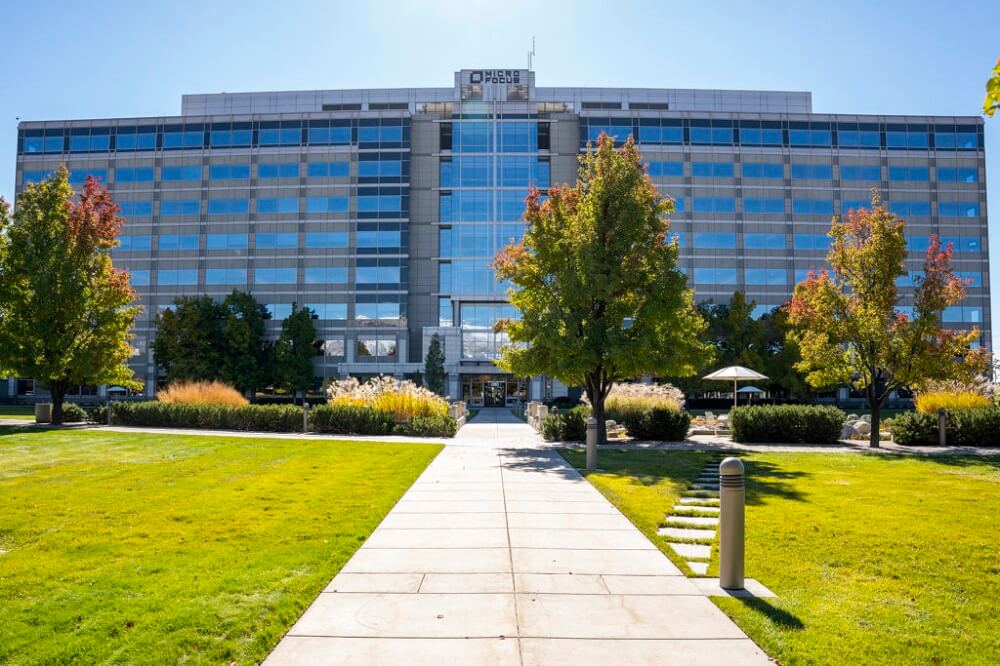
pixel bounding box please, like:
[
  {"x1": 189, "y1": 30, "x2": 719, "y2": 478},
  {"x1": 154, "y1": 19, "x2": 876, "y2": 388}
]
[
  {"x1": 462, "y1": 375, "x2": 528, "y2": 407},
  {"x1": 483, "y1": 380, "x2": 506, "y2": 406}
]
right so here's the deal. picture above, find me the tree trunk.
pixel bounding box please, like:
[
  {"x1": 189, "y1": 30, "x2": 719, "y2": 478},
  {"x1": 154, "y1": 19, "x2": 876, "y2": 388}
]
[
  {"x1": 592, "y1": 393, "x2": 607, "y2": 446},
  {"x1": 50, "y1": 381, "x2": 66, "y2": 426},
  {"x1": 866, "y1": 386, "x2": 882, "y2": 449}
]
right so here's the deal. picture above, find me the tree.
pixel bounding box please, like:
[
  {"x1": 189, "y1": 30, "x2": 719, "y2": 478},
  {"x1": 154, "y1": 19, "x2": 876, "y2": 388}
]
[
  {"x1": 788, "y1": 189, "x2": 991, "y2": 447},
  {"x1": 0, "y1": 167, "x2": 141, "y2": 423},
  {"x1": 153, "y1": 296, "x2": 226, "y2": 383},
  {"x1": 985, "y1": 58, "x2": 1000, "y2": 117},
  {"x1": 220, "y1": 291, "x2": 272, "y2": 396},
  {"x1": 494, "y1": 133, "x2": 711, "y2": 443},
  {"x1": 759, "y1": 306, "x2": 810, "y2": 401},
  {"x1": 274, "y1": 303, "x2": 318, "y2": 400},
  {"x1": 424, "y1": 333, "x2": 447, "y2": 396}
]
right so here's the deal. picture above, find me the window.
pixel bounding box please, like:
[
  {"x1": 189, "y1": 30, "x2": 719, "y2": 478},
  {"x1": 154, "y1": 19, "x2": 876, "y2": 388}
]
[
  {"x1": 895, "y1": 271, "x2": 924, "y2": 287},
  {"x1": 307, "y1": 303, "x2": 349, "y2": 320},
  {"x1": 739, "y1": 127, "x2": 783, "y2": 145},
  {"x1": 259, "y1": 127, "x2": 302, "y2": 146},
  {"x1": 587, "y1": 124, "x2": 633, "y2": 144},
  {"x1": 116, "y1": 130, "x2": 157, "y2": 151},
  {"x1": 788, "y1": 129, "x2": 831, "y2": 146},
  {"x1": 888, "y1": 166, "x2": 930, "y2": 181},
  {"x1": 837, "y1": 129, "x2": 880, "y2": 148},
  {"x1": 69, "y1": 132, "x2": 110, "y2": 152},
  {"x1": 841, "y1": 165, "x2": 881, "y2": 181},
  {"x1": 841, "y1": 199, "x2": 872, "y2": 213},
  {"x1": 162, "y1": 130, "x2": 204, "y2": 149},
  {"x1": 255, "y1": 232, "x2": 298, "y2": 249},
  {"x1": 305, "y1": 232, "x2": 348, "y2": 248},
  {"x1": 267, "y1": 304, "x2": 293, "y2": 319},
  {"x1": 934, "y1": 131, "x2": 977, "y2": 150},
  {"x1": 692, "y1": 197, "x2": 735, "y2": 213},
  {"x1": 358, "y1": 124, "x2": 404, "y2": 144},
  {"x1": 357, "y1": 195, "x2": 402, "y2": 214},
  {"x1": 356, "y1": 266, "x2": 401, "y2": 283},
  {"x1": 259, "y1": 162, "x2": 299, "y2": 179},
  {"x1": 118, "y1": 235, "x2": 152, "y2": 251},
  {"x1": 751, "y1": 304, "x2": 779, "y2": 319},
  {"x1": 942, "y1": 307, "x2": 982, "y2": 324},
  {"x1": 206, "y1": 233, "x2": 248, "y2": 250},
  {"x1": 792, "y1": 199, "x2": 835, "y2": 215},
  {"x1": 22, "y1": 170, "x2": 54, "y2": 184},
  {"x1": 889, "y1": 200, "x2": 931, "y2": 217},
  {"x1": 306, "y1": 125, "x2": 352, "y2": 145},
  {"x1": 689, "y1": 126, "x2": 734, "y2": 145},
  {"x1": 322, "y1": 338, "x2": 346, "y2": 357},
  {"x1": 793, "y1": 234, "x2": 830, "y2": 251},
  {"x1": 160, "y1": 200, "x2": 200, "y2": 216},
  {"x1": 939, "y1": 236, "x2": 981, "y2": 252},
  {"x1": 205, "y1": 268, "x2": 247, "y2": 285},
  {"x1": 157, "y1": 269, "x2": 198, "y2": 285},
  {"x1": 119, "y1": 201, "x2": 153, "y2": 217},
  {"x1": 207, "y1": 198, "x2": 249, "y2": 215},
  {"x1": 693, "y1": 232, "x2": 737, "y2": 249},
  {"x1": 744, "y1": 198, "x2": 784, "y2": 214},
  {"x1": 22, "y1": 134, "x2": 64, "y2": 153},
  {"x1": 304, "y1": 267, "x2": 348, "y2": 284},
  {"x1": 130, "y1": 270, "x2": 150, "y2": 286},
  {"x1": 938, "y1": 201, "x2": 979, "y2": 217},
  {"x1": 791, "y1": 164, "x2": 833, "y2": 180},
  {"x1": 255, "y1": 267, "x2": 297, "y2": 284},
  {"x1": 359, "y1": 160, "x2": 404, "y2": 179},
  {"x1": 692, "y1": 162, "x2": 734, "y2": 178},
  {"x1": 356, "y1": 336, "x2": 397, "y2": 359},
  {"x1": 158, "y1": 234, "x2": 199, "y2": 251},
  {"x1": 745, "y1": 268, "x2": 787, "y2": 285},
  {"x1": 307, "y1": 161, "x2": 350, "y2": 178},
  {"x1": 209, "y1": 164, "x2": 250, "y2": 180},
  {"x1": 886, "y1": 130, "x2": 928, "y2": 149},
  {"x1": 937, "y1": 167, "x2": 977, "y2": 183},
  {"x1": 439, "y1": 298, "x2": 454, "y2": 326},
  {"x1": 957, "y1": 271, "x2": 983, "y2": 287},
  {"x1": 440, "y1": 190, "x2": 491, "y2": 222},
  {"x1": 68, "y1": 169, "x2": 108, "y2": 184},
  {"x1": 744, "y1": 233, "x2": 786, "y2": 250},
  {"x1": 647, "y1": 161, "x2": 684, "y2": 177},
  {"x1": 742, "y1": 163, "x2": 783, "y2": 179},
  {"x1": 906, "y1": 237, "x2": 931, "y2": 252},
  {"x1": 259, "y1": 197, "x2": 300, "y2": 213},
  {"x1": 354, "y1": 302, "x2": 400, "y2": 320},
  {"x1": 357, "y1": 230, "x2": 402, "y2": 248},
  {"x1": 162, "y1": 165, "x2": 201, "y2": 181},
  {"x1": 209, "y1": 129, "x2": 252, "y2": 147},
  {"x1": 498, "y1": 156, "x2": 548, "y2": 187},
  {"x1": 693, "y1": 267, "x2": 738, "y2": 284},
  {"x1": 116, "y1": 167, "x2": 154, "y2": 183},
  {"x1": 637, "y1": 125, "x2": 683, "y2": 144},
  {"x1": 305, "y1": 197, "x2": 347, "y2": 213}
]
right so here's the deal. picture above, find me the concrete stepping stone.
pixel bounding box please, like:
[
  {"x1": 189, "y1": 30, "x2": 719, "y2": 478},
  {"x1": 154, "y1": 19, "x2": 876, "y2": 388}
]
[
  {"x1": 664, "y1": 515, "x2": 719, "y2": 528},
  {"x1": 657, "y1": 527, "x2": 716, "y2": 540},
  {"x1": 668, "y1": 542, "x2": 712, "y2": 560},
  {"x1": 672, "y1": 504, "x2": 719, "y2": 514},
  {"x1": 678, "y1": 497, "x2": 719, "y2": 506},
  {"x1": 687, "y1": 561, "x2": 709, "y2": 575},
  {"x1": 686, "y1": 490, "x2": 719, "y2": 498},
  {"x1": 692, "y1": 483, "x2": 719, "y2": 490}
]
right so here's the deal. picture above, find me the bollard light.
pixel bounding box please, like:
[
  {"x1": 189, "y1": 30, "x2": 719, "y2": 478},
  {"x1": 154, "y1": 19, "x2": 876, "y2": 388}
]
[
  {"x1": 303, "y1": 401, "x2": 310, "y2": 433},
  {"x1": 586, "y1": 417, "x2": 598, "y2": 471},
  {"x1": 719, "y1": 456, "x2": 745, "y2": 590},
  {"x1": 938, "y1": 408, "x2": 947, "y2": 447}
]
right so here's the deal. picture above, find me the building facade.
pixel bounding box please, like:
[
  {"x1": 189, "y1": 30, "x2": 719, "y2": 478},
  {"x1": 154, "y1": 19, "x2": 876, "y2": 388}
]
[{"x1": 11, "y1": 69, "x2": 991, "y2": 405}]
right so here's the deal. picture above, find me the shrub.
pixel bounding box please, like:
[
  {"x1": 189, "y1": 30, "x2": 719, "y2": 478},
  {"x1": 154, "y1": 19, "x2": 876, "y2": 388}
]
[
  {"x1": 111, "y1": 401, "x2": 301, "y2": 431},
  {"x1": 397, "y1": 415, "x2": 458, "y2": 437},
  {"x1": 541, "y1": 406, "x2": 590, "y2": 441},
  {"x1": 892, "y1": 408, "x2": 1000, "y2": 448},
  {"x1": 730, "y1": 405, "x2": 845, "y2": 444},
  {"x1": 888, "y1": 411, "x2": 939, "y2": 446},
  {"x1": 612, "y1": 407, "x2": 691, "y2": 441},
  {"x1": 915, "y1": 391, "x2": 991, "y2": 414},
  {"x1": 309, "y1": 403, "x2": 395, "y2": 435},
  {"x1": 85, "y1": 403, "x2": 108, "y2": 424},
  {"x1": 157, "y1": 380, "x2": 248, "y2": 406},
  {"x1": 326, "y1": 376, "x2": 448, "y2": 421},
  {"x1": 60, "y1": 402, "x2": 89, "y2": 422}
]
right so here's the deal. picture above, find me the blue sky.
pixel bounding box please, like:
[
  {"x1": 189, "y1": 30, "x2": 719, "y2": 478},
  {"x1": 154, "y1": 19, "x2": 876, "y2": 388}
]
[{"x1": 2, "y1": 0, "x2": 998, "y2": 326}]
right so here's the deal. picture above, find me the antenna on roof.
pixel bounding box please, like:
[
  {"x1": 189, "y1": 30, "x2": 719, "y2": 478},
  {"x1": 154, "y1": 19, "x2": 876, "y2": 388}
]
[{"x1": 527, "y1": 36, "x2": 536, "y2": 70}]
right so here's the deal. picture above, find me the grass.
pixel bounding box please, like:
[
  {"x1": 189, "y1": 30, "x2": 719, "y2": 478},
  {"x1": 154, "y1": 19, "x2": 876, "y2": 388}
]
[
  {"x1": 0, "y1": 405, "x2": 35, "y2": 420},
  {"x1": 0, "y1": 427, "x2": 441, "y2": 664},
  {"x1": 561, "y1": 448, "x2": 1000, "y2": 665}
]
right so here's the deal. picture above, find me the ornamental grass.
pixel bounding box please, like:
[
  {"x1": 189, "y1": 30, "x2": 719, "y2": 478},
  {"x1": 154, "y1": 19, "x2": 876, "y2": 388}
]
[
  {"x1": 157, "y1": 380, "x2": 248, "y2": 406},
  {"x1": 593, "y1": 382, "x2": 686, "y2": 414},
  {"x1": 326, "y1": 376, "x2": 448, "y2": 421},
  {"x1": 914, "y1": 391, "x2": 991, "y2": 414}
]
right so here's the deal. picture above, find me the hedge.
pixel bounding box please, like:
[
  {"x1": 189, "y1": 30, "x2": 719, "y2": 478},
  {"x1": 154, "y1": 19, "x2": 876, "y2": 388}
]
[
  {"x1": 890, "y1": 408, "x2": 1000, "y2": 447},
  {"x1": 308, "y1": 404, "x2": 395, "y2": 435},
  {"x1": 730, "y1": 405, "x2": 845, "y2": 444},
  {"x1": 609, "y1": 407, "x2": 691, "y2": 441},
  {"x1": 110, "y1": 401, "x2": 303, "y2": 432},
  {"x1": 541, "y1": 407, "x2": 589, "y2": 441},
  {"x1": 398, "y1": 414, "x2": 458, "y2": 438}
]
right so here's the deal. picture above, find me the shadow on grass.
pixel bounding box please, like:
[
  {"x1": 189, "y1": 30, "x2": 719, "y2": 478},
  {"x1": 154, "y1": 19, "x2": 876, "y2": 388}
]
[
  {"x1": 742, "y1": 458, "x2": 811, "y2": 505},
  {"x1": 735, "y1": 597, "x2": 806, "y2": 630}
]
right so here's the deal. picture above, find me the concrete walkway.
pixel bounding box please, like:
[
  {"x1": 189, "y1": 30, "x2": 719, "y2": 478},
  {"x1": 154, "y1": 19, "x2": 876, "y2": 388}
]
[{"x1": 265, "y1": 409, "x2": 767, "y2": 665}]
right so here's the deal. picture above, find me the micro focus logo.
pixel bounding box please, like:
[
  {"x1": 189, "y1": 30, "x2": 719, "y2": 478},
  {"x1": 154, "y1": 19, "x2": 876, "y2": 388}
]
[{"x1": 469, "y1": 70, "x2": 522, "y2": 84}]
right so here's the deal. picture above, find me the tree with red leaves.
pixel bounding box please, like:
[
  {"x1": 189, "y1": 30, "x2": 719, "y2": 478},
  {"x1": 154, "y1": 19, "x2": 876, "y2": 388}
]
[
  {"x1": 0, "y1": 166, "x2": 142, "y2": 423},
  {"x1": 788, "y1": 189, "x2": 991, "y2": 447}
]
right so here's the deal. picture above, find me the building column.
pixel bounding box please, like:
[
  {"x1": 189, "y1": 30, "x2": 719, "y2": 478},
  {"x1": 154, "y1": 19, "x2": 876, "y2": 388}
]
[{"x1": 448, "y1": 374, "x2": 460, "y2": 401}]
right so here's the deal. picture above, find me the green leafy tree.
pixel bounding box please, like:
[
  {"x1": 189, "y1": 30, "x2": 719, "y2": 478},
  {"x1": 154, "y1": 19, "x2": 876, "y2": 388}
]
[
  {"x1": 788, "y1": 189, "x2": 991, "y2": 447},
  {"x1": 0, "y1": 167, "x2": 141, "y2": 423},
  {"x1": 274, "y1": 303, "x2": 318, "y2": 400},
  {"x1": 759, "y1": 305, "x2": 810, "y2": 401},
  {"x1": 424, "y1": 333, "x2": 447, "y2": 396},
  {"x1": 494, "y1": 134, "x2": 711, "y2": 443},
  {"x1": 220, "y1": 291, "x2": 272, "y2": 396},
  {"x1": 153, "y1": 296, "x2": 226, "y2": 384},
  {"x1": 985, "y1": 58, "x2": 1000, "y2": 117}
]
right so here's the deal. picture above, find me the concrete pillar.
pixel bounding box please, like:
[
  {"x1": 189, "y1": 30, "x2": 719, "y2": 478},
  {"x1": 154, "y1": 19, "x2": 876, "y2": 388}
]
[
  {"x1": 448, "y1": 374, "x2": 460, "y2": 401},
  {"x1": 586, "y1": 417, "x2": 598, "y2": 471},
  {"x1": 719, "y1": 457, "x2": 746, "y2": 590}
]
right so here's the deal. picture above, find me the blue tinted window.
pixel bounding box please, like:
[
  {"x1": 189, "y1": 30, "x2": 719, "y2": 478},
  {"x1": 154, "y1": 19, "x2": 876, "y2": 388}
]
[
  {"x1": 206, "y1": 233, "x2": 248, "y2": 250},
  {"x1": 937, "y1": 167, "x2": 977, "y2": 182},
  {"x1": 307, "y1": 161, "x2": 350, "y2": 178},
  {"x1": 158, "y1": 269, "x2": 198, "y2": 285},
  {"x1": 68, "y1": 169, "x2": 108, "y2": 184},
  {"x1": 207, "y1": 198, "x2": 249, "y2": 215},
  {"x1": 69, "y1": 133, "x2": 110, "y2": 152},
  {"x1": 693, "y1": 232, "x2": 737, "y2": 248},
  {"x1": 267, "y1": 304, "x2": 293, "y2": 319},
  {"x1": 744, "y1": 233, "x2": 786, "y2": 250},
  {"x1": 888, "y1": 166, "x2": 930, "y2": 181},
  {"x1": 454, "y1": 122, "x2": 492, "y2": 152},
  {"x1": 358, "y1": 125, "x2": 403, "y2": 143},
  {"x1": 359, "y1": 161, "x2": 403, "y2": 178},
  {"x1": 744, "y1": 198, "x2": 784, "y2": 214},
  {"x1": 793, "y1": 234, "x2": 830, "y2": 251},
  {"x1": 906, "y1": 237, "x2": 931, "y2": 252},
  {"x1": 791, "y1": 164, "x2": 833, "y2": 180},
  {"x1": 841, "y1": 165, "x2": 881, "y2": 181},
  {"x1": 255, "y1": 267, "x2": 297, "y2": 284},
  {"x1": 889, "y1": 201, "x2": 931, "y2": 217},
  {"x1": 498, "y1": 190, "x2": 531, "y2": 221},
  {"x1": 647, "y1": 161, "x2": 684, "y2": 177},
  {"x1": 259, "y1": 127, "x2": 301, "y2": 145},
  {"x1": 357, "y1": 195, "x2": 402, "y2": 213},
  {"x1": 160, "y1": 200, "x2": 200, "y2": 216},
  {"x1": 210, "y1": 129, "x2": 252, "y2": 147},
  {"x1": 358, "y1": 230, "x2": 402, "y2": 248},
  {"x1": 939, "y1": 236, "x2": 981, "y2": 252},
  {"x1": 789, "y1": 129, "x2": 831, "y2": 146},
  {"x1": 939, "y1": 201, "x2": 979, "y2": 217},
  {"x1": 838, "y1": 130, "x2": 880, "y2": 148},
  {"x1": 588, "y1": 125, "x2": 632, "y2": 144},
  {"x1": 497, "y1": 156, "x2": 548, "y2": 187},
  {"x1": 307, "y1": 126, "x2": 352, "y2": 145},
  {"x1": 742, "y1": 163, "x2": 783, "y2": 179},
  {"x1": 119, "y1": 201, "x2": 153, "y2": 217},
  {"x1": 22, "y1": 169, "x2": 54, "y2": 184},
  {"x1": 637, "y1": 125, "x2": 683, "y2": 144},
  {"x1": 118, "y1": 235, "x2": 152, "y2": 251},
  {"x1": 303, "y1": 267, "x2": 347, "y2": 284},
  {"x1": 692, "y1": 162, "x2": 734, "y2": 178},
  {"x1": 354, "y1": 302, "x2": 400, "y2": 320},
  {"x1": 356, "y1": 266, "x2": 401, "y2": 283},
  {"x1": 130, "y1": 270, "x2": 150, "y2": 286},
  {"x1": 739, "y1": 127, "x2": 783, "y2": 145},
  {"x1": 792, "y1": 199, "x2": 834, "y2": 215},
  {"x1": 205, "y1": 268, "x2": 247, "y2": 285},
  {"x1": 305, "y1": 232, "x2": 348, "y2": 248},
  {"x1": 671, "y1": 196, "x2": 685, "y2": 213},
  {"x1": 895, "y1": 271, "x2": 925, "y2": 287},
  {"x1": 162, "y1": 165, "x2": 201, "y2": 181},
  {"x1": 208, "y1": 164, "x2": 250, "y2": 180},
  {"x1": 498, "y1": 123, "x2": 536, "y2": 152},
  {"x1": 693, "y1": 267, "x2": 738, "y2": 284},
  {"x1": 307, "y1": 303, "x2": 349, "y2": 320},
  {"x1": 841, "y1": 200, "x2": 871, "y2": 213},
  {"x1": 116, "y1": 167, "x2": 154, "y2": 183},
  {"x1": 690, "y1": 127, "x2": 734, "y2": 145},
  {"x1": 957, "y1": 271, "x2": 983, "y2": 287},
  {"x1": 116, "y1": 131, "x2": 156, "y2": 151},
  {"x1": 256, "y1": 233, "x2": 298, "y2": 249},
  {"x1": 159, "y1": 234, "x2": 199, "y2": 251},
  {"x1": 440, "y1": 190, "x2": 491, "y2": 222},
  {"x1": 886, "y1": 131, "x2": 928, "y2": 149},
  {"x1": 305, "y1": 197, "x2": 347, "y2": 214},
  {"x1": 693, "y1": 197, "x2": 735, "y2": 213},
  {"x1": 162, "y1": 131, "x2": 204, "y2": 149},
  {"x1": 745, "y1": 268, "x2": 788, "y2": 285},
  {"x1": 259, "y1": 197, "x2": 301, "y2": 214},
  {"x1": 259, "y1": 162, "x2": 299, "y2": 179},
  {"x1": 935, "y1": 132, "x2": 977, "y2": 150}
]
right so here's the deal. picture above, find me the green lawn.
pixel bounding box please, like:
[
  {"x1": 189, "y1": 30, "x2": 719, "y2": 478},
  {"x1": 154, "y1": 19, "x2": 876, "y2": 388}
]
[
  {"x1": 562, "y1": 448, "x2": 1000, "y2": 665},
  {"x1": 0, "y1": 427, "x2": 440, "y2": 664},
  {"x1": 0, "y1": 405, "x2": 36, "y2": 420}
]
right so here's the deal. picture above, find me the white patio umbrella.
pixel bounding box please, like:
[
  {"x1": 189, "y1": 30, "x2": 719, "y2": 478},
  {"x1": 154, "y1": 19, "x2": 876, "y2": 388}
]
[{"x1": 703, "y1": 366, "x2": 769, "y2": 408}]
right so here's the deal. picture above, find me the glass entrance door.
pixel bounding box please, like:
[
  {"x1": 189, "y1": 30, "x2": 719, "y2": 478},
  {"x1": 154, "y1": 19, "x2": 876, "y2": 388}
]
[{"x1": 484, "y1": 380, "x2": 506, "y2": 407}]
